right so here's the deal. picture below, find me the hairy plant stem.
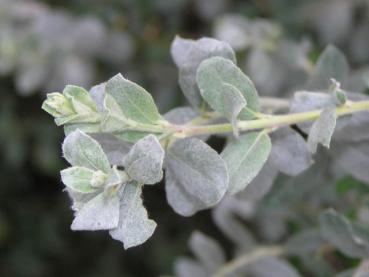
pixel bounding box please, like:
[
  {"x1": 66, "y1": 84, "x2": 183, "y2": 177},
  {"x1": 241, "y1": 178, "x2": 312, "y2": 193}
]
[
  {"x1": 174, "y1": 100, "x2": 369, "y2": 138},
  {"x1": 212, "y1": 245, "x2": 284, "y2": 277}
]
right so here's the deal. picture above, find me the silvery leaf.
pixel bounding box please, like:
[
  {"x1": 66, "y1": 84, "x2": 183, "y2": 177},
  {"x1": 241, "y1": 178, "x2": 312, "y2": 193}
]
[
  {"x1": 109, "y1": 181, "x2": 157, "y2": 249},
  {"x1": 221, "y1": 131, "x2": 272, "y2": 194},
  {"x1": 189, "y1": 231, "x2": 226, "y2": 272},
  {"x1": 320, "y1": 209, "x2": 369, "y2": 258},
  {"x1": 62, "y1": 130, "x2": 111, "y2": 173},
  {"x1": 270, "y1": 127, "x2": 313, "y2": 176},
  {"x1": 123, "y1": 135, "x2": 164, "y2": 184},
  {"x1": 71, "y1": 192, "x2": 120, "y2": 231},
  {"x1": 165, "y1": 137, "x2": 228, "y2": 216},
  {"x1": 105, "y1": 73, "x2": 163, "y2": 125},
  {"x1": 307, "y1": 108, "x2": 337, "y2": 153},
  {"x1": 60, "y1": 166, "x2": 97, "y2": 193},
  {"x1": 170, "y1": 36, "x2": 236, "y2": 108},
  {"x1": 197, "y1": 56, "x2": 259, "y2": 121}
]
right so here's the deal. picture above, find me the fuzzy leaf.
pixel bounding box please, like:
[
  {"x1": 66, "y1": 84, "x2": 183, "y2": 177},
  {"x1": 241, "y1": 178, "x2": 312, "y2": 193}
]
[
  {"x1": 60, "y1": 166, "x2": 98, "y2": 193},
  {"x1": 308, "y1": 45, "x2": 349, "y2": 90},
  {"x1": 189, "y1": 231, "x2": 226, "y2": 272},
  {"x1": 308, "y1": 108, "x2": 337, "y2": 153},
  {"x1": 320, "y1": 209, "x2": 369, "y2": 258},
  {"x1": 270, "y1": 127, "x2": 312, "y2": 176},
  {"x1": 109, "y1": 181, "x2": 156, "y2": 249},
  {"x1": 105, "y1": 73, "x2": 163, "y2": 124},
  {"x1": 197, "y1": 56, "x2": 259, "y2": 121},
  {"x1": 71, "y1": 193, "x2": 120, "y2": 231},
  {"x1": 165, "y1": 138, "x2": 228, "y2": 216},
  {"x1": 62, "y1": 130, "x2": 111, "y2": 173},
  {"x1": 123, "y1": 135, "x2": 164, "y2": 184},
  {"x1": 170, "y1": 36, "x2": 236, "y2": 108},
  {"x1": 221, "y1": 131, "x2": 271, "y2": 194}
]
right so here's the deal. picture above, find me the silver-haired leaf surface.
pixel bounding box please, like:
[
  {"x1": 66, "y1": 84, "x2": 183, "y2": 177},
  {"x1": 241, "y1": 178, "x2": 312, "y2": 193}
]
[
  {"x1": 123, "y1": 135, "x2": 164, "y2": 184},
  {"x1": 170, "y1": 36, "x2": 236, "y2": 108},
  {"x1": 197, "y1": 56, "x2": 259, "y2": 121},
  {"x1": 320, "y1": 209, "x2": 369, "y2": 258},
  {"x1": 165, "y1": 137, "x2": 228, "y2": 216},
  {"x1": 189, "y1": 231, "x2": 226, "y2": 272},
  {"x1": 270, "y1": 127, "x2": 312, "y2": 176},
  {"x1": 62, "y1": 130, "x2": 111, "y2": 173},
  {"x1": 60, "y1": 166, "x2": 97, "y2": 193},
  {"x1": 308, "y1": 45, "x2": 349, "y2": 90},
  {"x1": 109, "y1": 181, "x2": 157, "y2": 249},
  {"x1": 71, "y1": 193, "x2": 120, "y2": 231},
  {"x1": 308, "y1": 108, "x2": 337, "y2": 153},
  {"x1": 105, "y1": 73, "x2": 163, "y2": 124},
  {"x1": 221, "y1": 131, "x2": 271, "y2": 194}
]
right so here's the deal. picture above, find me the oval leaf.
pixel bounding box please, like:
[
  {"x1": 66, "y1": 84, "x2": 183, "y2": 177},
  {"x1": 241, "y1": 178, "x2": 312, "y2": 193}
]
[
  {"x1": 62, "y1": 130, "x2": 111, "y2": 173},
  {"x1": 221, "y1": 131, "x2": 272, "y2": 194},
  {"x1": 165, "y1": 138, "x2": 229, "y2": 216}
]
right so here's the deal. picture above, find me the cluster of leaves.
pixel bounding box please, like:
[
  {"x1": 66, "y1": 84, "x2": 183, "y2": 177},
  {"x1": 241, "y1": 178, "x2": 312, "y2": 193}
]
[{"x1": 42, "y1": 32, "x2": 369, "y2": 277}]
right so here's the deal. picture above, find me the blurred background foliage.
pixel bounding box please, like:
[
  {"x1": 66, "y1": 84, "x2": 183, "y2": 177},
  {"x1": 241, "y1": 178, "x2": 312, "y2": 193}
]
[{"x1": 1, "y1": 0, "x2": 369, "y2": 276}]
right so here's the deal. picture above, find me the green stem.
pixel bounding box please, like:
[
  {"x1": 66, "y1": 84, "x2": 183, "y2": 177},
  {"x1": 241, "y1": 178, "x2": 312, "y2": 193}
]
[
  {"x1": 177, "y1": 100, "x2": 369, "y2": 138},
  {"x1": 212, "y1": 245, "x2": 284, "y2": 277}
]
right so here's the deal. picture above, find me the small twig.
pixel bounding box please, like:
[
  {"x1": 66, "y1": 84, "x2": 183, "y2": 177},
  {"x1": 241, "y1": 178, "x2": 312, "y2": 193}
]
[{"x1": 212, "y1": 245, "x2": 284, "y2": 277}]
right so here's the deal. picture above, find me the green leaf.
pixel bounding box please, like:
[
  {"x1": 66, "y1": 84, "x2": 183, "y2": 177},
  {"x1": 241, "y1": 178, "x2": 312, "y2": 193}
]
[
  {"x1": 63, "y1": 85, "x2": 98, "y2": 114},
  {"x1": 109, "y1": 181, "x2": 157, "y2": 249},
  {"x1": 62, "y1": 130, "x2": 111, "y2": 173},
  {"x1": 197, "y1": 57, "x2": 259, "y2": 121},
  {"x1": 123, "y1": 135, "x2": 164, "y2": 184},
  {"x1": 170, "y1": 36, "x2": 236, "y2": 108},
  {"x1": 165, "y1": 138, "x2": 228, "y2": 216},
  {"x1": 60, "y1": 166, "x2": 98, "y2": 193},
  {"x1": 308, "y1": 45, "x2": 349, "y2": 90},
  {"x1": 105, "y1": 73, "x2": 163, "y2": 125},
  {"x1": 320, "y1": 209, "x2": 369, "y2": 258},
  {"x1": 221, "y1": 131, "x2": 271, "y2": 194},
  {"x1": 71, "y1": 192, "x2": 120, "y2": 231},
  {"x1": 308, "y1": 108, "x2": 337, "y2": 153}
]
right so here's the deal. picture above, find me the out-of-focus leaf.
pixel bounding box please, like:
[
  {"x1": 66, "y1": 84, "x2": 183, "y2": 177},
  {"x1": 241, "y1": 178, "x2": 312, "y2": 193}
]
[
  {"x1": 320, "y1": 209, "x2": 369, "y2": 258},
  {"x1": 189, "y1": 231, "x2": 225, "y2": 272}
]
